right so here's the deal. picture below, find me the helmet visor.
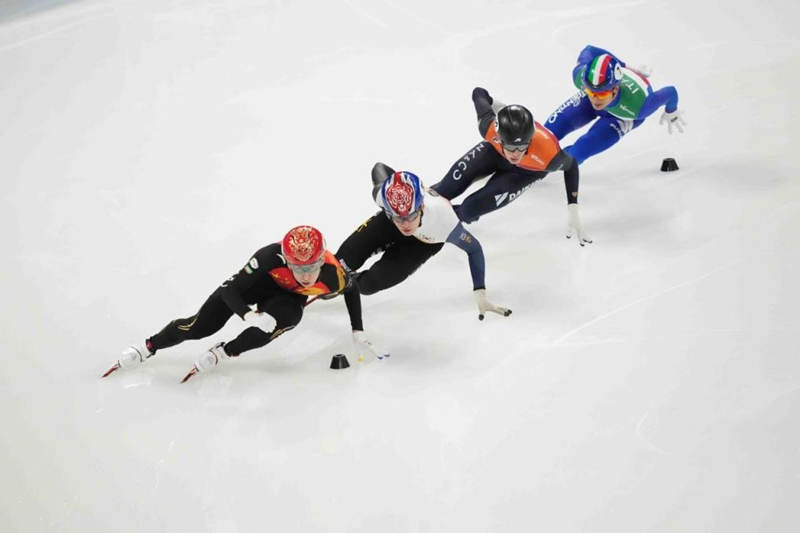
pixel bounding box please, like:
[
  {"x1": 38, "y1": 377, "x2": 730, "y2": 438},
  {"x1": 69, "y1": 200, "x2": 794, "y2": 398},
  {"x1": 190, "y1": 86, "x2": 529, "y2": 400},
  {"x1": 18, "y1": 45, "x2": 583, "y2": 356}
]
[
  {"x1": 584, "y1": 87, "x2": 614, "y2": 99},
  {"x1": 385, "y1": 209, "x2": 421, "y2": 224},
  {"x1": 287, "y1": 256, "x2": 324, "y2": 274},
  {"x1": 501, "y1": 141, "x2": 529, "y2": 153}
]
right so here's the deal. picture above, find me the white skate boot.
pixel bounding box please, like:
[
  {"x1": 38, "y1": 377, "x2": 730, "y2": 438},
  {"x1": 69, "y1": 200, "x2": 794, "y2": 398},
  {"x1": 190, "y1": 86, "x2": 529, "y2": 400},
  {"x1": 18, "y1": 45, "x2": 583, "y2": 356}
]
[
  {"x1": 119, "y1": 344, "x2": 154, "y2": 368},
  {"x1": 102, "y1": 342, "x2": 154, "y2": 378},
  {"x1": 181, "y1": 342, "x2": 228, "y2": 383}
]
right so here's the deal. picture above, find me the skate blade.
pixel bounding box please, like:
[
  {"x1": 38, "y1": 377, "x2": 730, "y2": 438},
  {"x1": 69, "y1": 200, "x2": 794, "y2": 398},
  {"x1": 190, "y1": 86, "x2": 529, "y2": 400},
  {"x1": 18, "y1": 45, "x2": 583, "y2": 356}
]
[
  {"x1": 101, "y1": 363, "x2": 120, "y2": 378},
  {"x1": 180, "y1": 367, "x2": 198, "y2": 383}
]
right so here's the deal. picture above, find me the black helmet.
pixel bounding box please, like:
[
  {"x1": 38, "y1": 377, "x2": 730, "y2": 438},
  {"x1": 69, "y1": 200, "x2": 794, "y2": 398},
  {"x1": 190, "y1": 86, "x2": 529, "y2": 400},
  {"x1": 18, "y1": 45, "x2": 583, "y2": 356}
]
[{"x1": 496, "y1": 105, "x2": 534, "y2": 149}]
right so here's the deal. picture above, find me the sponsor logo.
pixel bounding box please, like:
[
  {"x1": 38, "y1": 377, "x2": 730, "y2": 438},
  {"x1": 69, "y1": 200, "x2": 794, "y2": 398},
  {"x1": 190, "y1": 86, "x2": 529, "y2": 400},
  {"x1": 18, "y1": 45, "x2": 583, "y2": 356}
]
[
  {"x1": 610, "y1": 118, "x2": 633, "y2": 138},
  {"x1": 452, "y1": 143, "x2": 486, "y2": 181},
  {"x1": 621, "y1": 78, "x2": 639, "y2": 95},
  {"x1": 495, "y1": 183, "x2": 534, "y2": 207},
  {"x1": 416, "y1": 231, "x2": 435, "y2": 243},
  {"x1": 547, "y1": 92, "x2": 583, "y2": 124}
]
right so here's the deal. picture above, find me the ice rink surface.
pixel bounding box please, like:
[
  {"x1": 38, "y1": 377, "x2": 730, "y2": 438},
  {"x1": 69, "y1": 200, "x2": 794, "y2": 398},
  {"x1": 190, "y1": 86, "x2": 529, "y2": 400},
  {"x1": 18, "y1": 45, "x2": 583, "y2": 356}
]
[{"x1": 1, "y1": 0, "x2": 799, "y2": 531}]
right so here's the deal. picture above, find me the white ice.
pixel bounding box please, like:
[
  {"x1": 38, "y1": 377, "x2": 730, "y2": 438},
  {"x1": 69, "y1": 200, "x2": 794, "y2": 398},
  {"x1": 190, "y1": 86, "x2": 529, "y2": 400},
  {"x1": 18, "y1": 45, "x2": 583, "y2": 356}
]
[{"x1": 1, "y1": 0, "x2": 799, "y2": 531}]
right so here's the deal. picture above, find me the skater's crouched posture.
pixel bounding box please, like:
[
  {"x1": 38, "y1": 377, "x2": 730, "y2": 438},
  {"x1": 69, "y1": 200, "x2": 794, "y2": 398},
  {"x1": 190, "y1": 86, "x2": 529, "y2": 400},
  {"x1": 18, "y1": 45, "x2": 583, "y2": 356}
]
[
  {"x1": 103, "y1": 225, "x2": 351, "y2": 381},
  {"x1": 336, "y1": 163, "x2": 511, "y2": 360}
]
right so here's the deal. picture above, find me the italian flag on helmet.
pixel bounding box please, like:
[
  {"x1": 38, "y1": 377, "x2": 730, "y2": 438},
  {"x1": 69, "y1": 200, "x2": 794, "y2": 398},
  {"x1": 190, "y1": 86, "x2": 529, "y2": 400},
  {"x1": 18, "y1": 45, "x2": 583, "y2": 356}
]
[{"x1": 584, "y1": 53, "x2": 623, "y2": 91}]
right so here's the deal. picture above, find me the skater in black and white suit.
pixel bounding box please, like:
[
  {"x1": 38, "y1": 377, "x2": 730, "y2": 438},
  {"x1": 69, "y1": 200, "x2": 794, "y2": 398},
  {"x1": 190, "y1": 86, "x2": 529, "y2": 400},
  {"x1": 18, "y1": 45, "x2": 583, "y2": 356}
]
[{"x1": 336, "y1": 163, "x2": 511, "y2": 360}]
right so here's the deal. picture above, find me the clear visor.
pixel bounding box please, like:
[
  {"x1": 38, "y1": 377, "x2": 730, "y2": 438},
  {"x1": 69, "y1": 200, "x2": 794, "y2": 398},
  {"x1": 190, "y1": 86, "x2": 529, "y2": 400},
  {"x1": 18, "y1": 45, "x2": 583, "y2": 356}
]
[
  {"x1": 287, "y1": 256, "x2": 324, "y2": 274},
  {"x1": 502, "y1": 142, "x2": 529, "y2": 153},
  {"x1": 385, "y1": 209, "x2": 421, "y2": 223}
]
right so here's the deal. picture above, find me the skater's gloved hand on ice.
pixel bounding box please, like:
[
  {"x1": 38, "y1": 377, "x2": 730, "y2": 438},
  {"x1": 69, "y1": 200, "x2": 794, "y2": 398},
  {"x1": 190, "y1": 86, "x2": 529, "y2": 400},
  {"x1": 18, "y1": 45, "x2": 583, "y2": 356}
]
[
  {"x1": 566, "y1": 204, "x2": 592, "y2": 246},
  {"x1": 352, "y1": 330, "x2": 390, "y2": 361},
  {"x1": 659, "y1": 109, "x2": 686, "y2": 134},
  {"x1": 243, "y1": 310, "x2": 276, "y2": 333},
  {"x1": 473, "y1": 289, "x2": 511, "y2": 321}
]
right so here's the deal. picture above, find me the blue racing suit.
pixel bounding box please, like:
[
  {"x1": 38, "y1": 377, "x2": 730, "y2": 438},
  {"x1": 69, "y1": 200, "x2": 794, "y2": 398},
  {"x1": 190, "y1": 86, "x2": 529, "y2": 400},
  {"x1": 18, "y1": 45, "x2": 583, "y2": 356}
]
[{"x1": 545, "y1": 45, "x2": 680, "y2": 164}]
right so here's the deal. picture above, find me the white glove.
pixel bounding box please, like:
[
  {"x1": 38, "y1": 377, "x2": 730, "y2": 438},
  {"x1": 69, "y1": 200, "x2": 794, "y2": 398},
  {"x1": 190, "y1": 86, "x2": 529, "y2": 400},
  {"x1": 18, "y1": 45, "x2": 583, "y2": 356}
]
[
  {"x1": 352, "y1": 330, "x2": 390, "y2": 361},
  {"x1": 566, "y1": 204, "x2": 592, "y2": 246},
  {"x1": 629, "y1": 64, "x2": 652, "y2": 78},
  {"x1": 473, "y1": 289, "x2": 511, "y2": 321},
  {"x1": 659, "y1": 109, "x2": 686, "y2": 134},
  {"x1": 243, "y1": 310, "x2": 277, "y2": 333}
]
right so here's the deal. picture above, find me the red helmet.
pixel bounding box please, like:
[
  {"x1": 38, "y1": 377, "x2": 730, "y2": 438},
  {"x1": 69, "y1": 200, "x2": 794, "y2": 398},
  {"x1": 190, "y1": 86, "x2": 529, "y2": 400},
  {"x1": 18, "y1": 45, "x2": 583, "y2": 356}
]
[{"x1": 282, "y1": 226, "x2": 325, "y2": 269}]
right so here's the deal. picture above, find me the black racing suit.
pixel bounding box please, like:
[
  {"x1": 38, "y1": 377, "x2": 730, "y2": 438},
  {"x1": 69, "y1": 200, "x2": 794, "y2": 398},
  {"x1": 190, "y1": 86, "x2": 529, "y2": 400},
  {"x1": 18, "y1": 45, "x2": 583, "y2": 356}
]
[
  {"x1": 431, "y1": 87, "x2": 580, "y2": 223},
  {"x1": 335, "y1": 212, "x2": 444, "y2": 331},
  {"x1": 147, "y1": 243, "x2": 347, "y2": 356}
]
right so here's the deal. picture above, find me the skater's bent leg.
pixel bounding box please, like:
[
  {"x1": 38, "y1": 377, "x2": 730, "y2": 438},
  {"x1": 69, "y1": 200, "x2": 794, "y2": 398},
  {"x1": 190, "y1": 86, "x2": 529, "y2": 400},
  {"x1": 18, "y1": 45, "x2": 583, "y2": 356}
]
[
  {"x1": 336, "y1": 212, "x2": 397, "y2": 273},
  {"x1": 148, "y1": 292, "x2": 233, "y2": 353},
  {"x1": 544, "y1": 92, "x2": 597, "y2": 140},
  {"x1": 457, "y1": 169, "x2": 544, "y2": 222},
  {"x1": 355, "y1": 241, "x2": 444, "y2": 295},
  {"x1": 565, "y1": 116, "x2": 640, "y2": 164},
  {"x1": 431, "y1": 142, "x2": 501, "y2": 200}
]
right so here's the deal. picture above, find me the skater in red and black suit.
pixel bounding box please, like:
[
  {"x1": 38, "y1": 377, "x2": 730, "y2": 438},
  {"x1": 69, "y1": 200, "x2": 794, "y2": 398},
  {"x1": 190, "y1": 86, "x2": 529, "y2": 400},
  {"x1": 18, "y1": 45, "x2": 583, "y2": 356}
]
[
  {"x1": 103, "y1": 226, "x2": 353, "y2": 381},
  {"x1": 431, "y1": 87, "x2": 592, "y2": 245}
]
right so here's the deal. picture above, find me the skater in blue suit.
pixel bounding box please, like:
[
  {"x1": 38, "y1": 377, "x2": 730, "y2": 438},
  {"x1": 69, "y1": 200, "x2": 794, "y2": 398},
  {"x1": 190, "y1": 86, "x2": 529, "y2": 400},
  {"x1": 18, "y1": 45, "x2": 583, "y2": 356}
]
[{"x1": 545, "y1": 45, "x2": 685, "y2": 165}]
